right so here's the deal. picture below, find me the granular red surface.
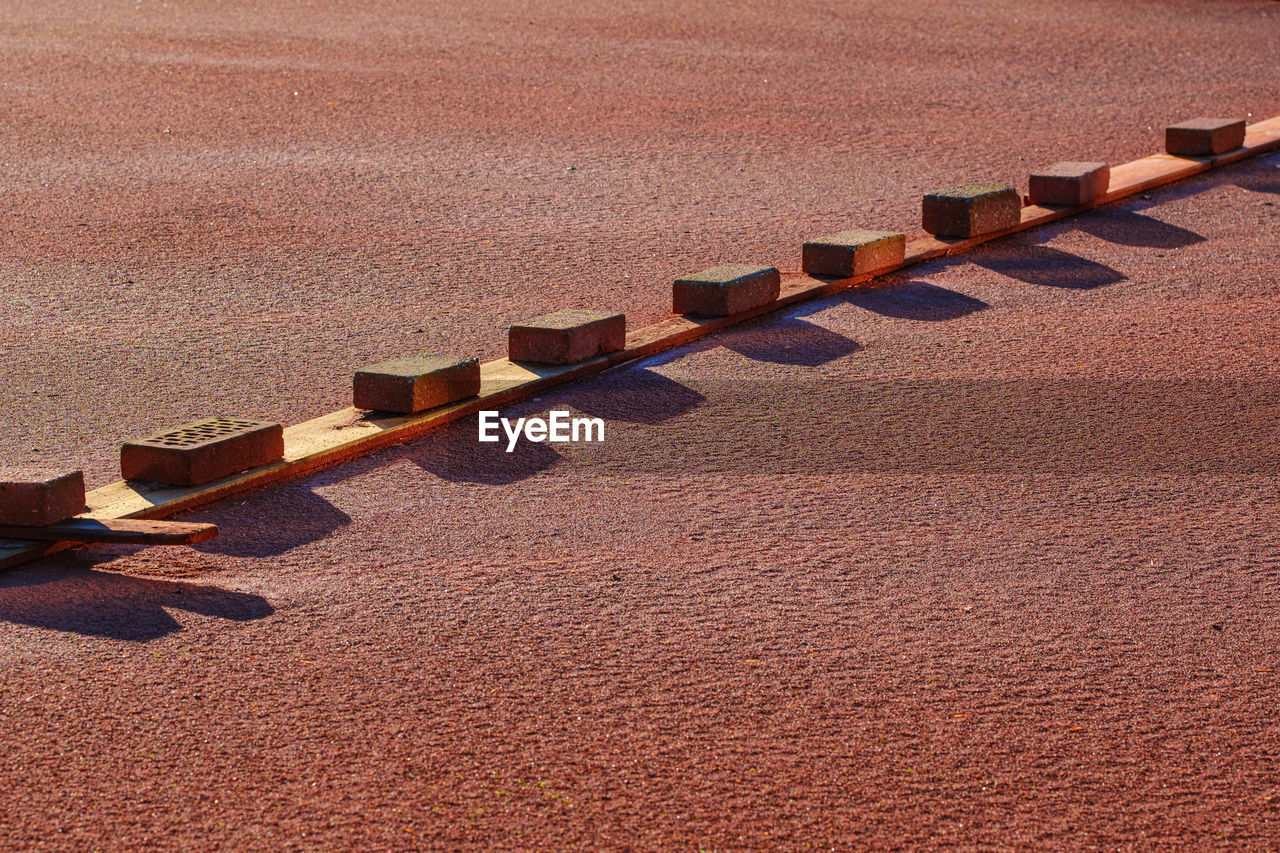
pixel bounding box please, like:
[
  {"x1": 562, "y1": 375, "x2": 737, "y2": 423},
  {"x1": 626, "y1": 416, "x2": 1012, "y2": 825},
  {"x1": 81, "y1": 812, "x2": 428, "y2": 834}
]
[
  {"x1": 1, "y1": 1, "x2": 1279, "y2": 849},
  {"x1": 1, "y1": 149, "x2": 1277, "y2": 851},
  {"x1": 2, "y1": 0, "x2": 1278, "y2": 484}
]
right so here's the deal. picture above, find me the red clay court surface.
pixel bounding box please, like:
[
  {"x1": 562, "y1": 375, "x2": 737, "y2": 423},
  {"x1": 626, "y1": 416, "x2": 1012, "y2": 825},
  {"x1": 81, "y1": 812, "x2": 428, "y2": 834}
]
[
  {"x1": 3, "y1": 0, "x2": 1279, "y2": 484},
  {"x1": 2, "y1": 0, "x2": 1280, "y2": 850}
]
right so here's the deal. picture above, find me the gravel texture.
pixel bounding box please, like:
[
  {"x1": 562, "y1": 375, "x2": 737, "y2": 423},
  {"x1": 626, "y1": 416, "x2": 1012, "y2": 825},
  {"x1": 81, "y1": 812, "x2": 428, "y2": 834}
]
[{"x1": 1, "y1": 1, "x2": 1279, "y2": 848}]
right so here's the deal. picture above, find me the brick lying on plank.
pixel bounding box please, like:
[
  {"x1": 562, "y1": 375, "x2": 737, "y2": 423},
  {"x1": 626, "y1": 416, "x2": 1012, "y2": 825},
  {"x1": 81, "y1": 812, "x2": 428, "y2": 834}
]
[
  {"x1": 509, "y1": 310, "x2": 626, "y2": 365},
  {"x1": 802, "y1": 231, "x2": 906, "y2": 278},
  {"x1": 121, "y1": 417, "x2": 284, "y2": 486},
  {"x1": 354, "y1": 355, "x2": 480, "y2": 414},
  {"x1": 1165, "y1": 118, "x2": 1247, "y2": 157},
  {"x1": 1028, "y1": 161, "x2": 1111, "y2": 206},
  {"x1": 0, "y1": 469, "x2": 85, "y2": 527},
  {"x1": 673, "y1": 265, "x2": 780, "y2": 317},
  {"x1": 922, "y1": 183, "x2": 1021, "y2": 239}
]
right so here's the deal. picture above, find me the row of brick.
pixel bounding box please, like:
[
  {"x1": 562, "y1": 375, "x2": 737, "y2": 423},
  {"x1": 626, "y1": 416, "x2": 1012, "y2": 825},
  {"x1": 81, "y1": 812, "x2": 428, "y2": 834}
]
[
  {"x1": 352, "y1": 116, "x2": 1245, "y2": 406},
  {"x1": 0, "y1": 117, "x2": 1249, "y2": 528}
]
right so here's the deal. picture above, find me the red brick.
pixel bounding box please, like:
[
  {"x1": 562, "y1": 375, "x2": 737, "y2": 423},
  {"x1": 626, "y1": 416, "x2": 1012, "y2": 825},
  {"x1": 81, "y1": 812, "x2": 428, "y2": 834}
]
[
  {"x1": 0, "y1": 469, "x2": 85, "y2": 527},
  {"x1": 1165, "y1": 118, "x2": 1246, "y2": 156},
  {"x1": 673, "y1": 265, "x2": 780, "y2": 317},
  {"x1": 508, "y1": 310, "x2": 626, "y2": 365},
  {"x1": 354, "y1": 355, "x2": 480, "y2": 414},
  {"x1": 1028, "y1": 161, "x2": 1110, "y2": 206},
  {"x1": 922, "y1": 183, "x2": 1021, "y2": 238},
  {"x1": 801, "y1": 231, "x2": 905, "y2": 278},
  {"x1": 121, "y1": 417, "x2": 284, "y2": 486}
]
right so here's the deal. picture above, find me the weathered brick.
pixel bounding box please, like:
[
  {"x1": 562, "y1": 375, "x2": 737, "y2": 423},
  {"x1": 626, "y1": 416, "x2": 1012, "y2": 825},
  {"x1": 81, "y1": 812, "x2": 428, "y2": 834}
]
[
  {"x1": 802, "y1": 231, "x2": 906, "y2": 278},
  {"x1": 121, "y1": 417, "x2": 284, "y2": 486},
  {"x1": 922, "y1": 183, "x2": 1021, "y2": 238},
  {"x1": 354, "y1": 355, "x2": 480, "y2": 414},
  {"x1": 508, "y1": 310, "x2": 626, "y2": 365},
  {"x1": 1165, "y1": 118, "x2": 1246, "y2": 156},
  {"x1": 673, "y1": 265, "x2": 780, "y2": 317},
  {"x1": 1028, "y1": 161, "x2": 1111, "y2": 206},
  {"x1": 0, "y1": 469, "x2": 85, "y2": 527}
]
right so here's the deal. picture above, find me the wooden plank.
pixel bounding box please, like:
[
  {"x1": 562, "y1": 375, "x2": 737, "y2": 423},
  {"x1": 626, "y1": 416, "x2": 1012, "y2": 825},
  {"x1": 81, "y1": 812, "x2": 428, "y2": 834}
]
[
  {"x1": 0, "y1": 539, "x2": 60, "y2": 566},
  {"x1": 1102, "y1": 154, "x2": 1207, "y2": 202},
  {"x1": 3, "y1": 114, "x2": 1279, "y2": 570},
  {"x1": 0, "y1": 518, "x2": 218, "y2": 545}
]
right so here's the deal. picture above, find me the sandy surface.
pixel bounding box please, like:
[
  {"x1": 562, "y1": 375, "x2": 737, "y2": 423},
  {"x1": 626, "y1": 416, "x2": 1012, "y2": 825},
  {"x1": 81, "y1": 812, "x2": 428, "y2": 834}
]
[
  {"x1": 2, "y1": 0, "x2": 1278, "y2": 486},
  {"x1": 2, "y1": 1, "x2": 1280, "y2": 849},
  {"x1": 1, "y1": 143, "x2": 1278, "y2": 848}
]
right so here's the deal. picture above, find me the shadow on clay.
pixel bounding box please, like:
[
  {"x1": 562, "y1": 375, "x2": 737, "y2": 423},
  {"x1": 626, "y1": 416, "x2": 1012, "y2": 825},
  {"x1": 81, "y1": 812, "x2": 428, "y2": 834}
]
[
  {"x1": 0, "y1": 553, "x2": 273, "y2": 642},
  {"x1": 719, "y1": 317, "x2": 862, "y2": 367},
  {"x1": 844, "y1": 280, "x2": 988, "y2": 320},
  {"x1": 408, "y1": 418, "x2": 562, "y2": 485},
  {"x1": 556, "y1": 367, "x2": 706, "y2": 424},
  {"x1": 970, "y1": 244, "x2": 1128, "y2": 290},
  {"x1": 192, "y1": 484, "x2": 351, "y2": 558},
  {"x1": 1073, "y1": 209, "x2": 1205, "y2": 249},
  {"x1": 1232, "y1": 164, "x2": 1280, "y2": 195}
]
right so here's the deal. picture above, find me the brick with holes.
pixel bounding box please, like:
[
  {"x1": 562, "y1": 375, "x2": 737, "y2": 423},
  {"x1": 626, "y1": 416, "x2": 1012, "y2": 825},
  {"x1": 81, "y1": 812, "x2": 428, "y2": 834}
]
[
  {"x1": 508, "y1": 310, "x2": 626, "y2": 365},
  {"x1": 673, "y1": 265, "x2": 781, "y2": 317},
  {"x1": 0, "y1": 469, "x2": 85, "y2": 527},
  {"x1": 121, "y1": 417, "x2": 285, "y2": 486},
  {"x1": 1165, "y1": 118, "x2": 1247, "y2": 157}
]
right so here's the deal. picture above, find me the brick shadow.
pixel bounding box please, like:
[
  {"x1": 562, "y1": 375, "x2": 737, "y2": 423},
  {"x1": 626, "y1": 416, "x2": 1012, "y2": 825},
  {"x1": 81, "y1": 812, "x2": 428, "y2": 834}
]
[
  {"x1": 720, "y1": 317, "x2": 862, "y2": 367},
  {"x1": 1232, "y1": 164, "x2": 1280, "y2": 195},
  {"x1": 556, "y1": 367, "x2": 706, "y2": 424},
  {"x1": 0, "y1": 557, "x2": 273, "y2": 641},
  {"x1": 191, "y1": 484, "x2": 351, "y2": 558},
  {"x1": 845, "y1": 281, "x2": 988, "y2": 320},
  {"x1": 970, "y1": 245, "x2": 1127, "y2": 290},
  {"x1": 1073, "y1": 209, "x2": 1205, "y2": 249},
  {"x1": 409, "y1": 418, "x2": 562, "y2": 485}
]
